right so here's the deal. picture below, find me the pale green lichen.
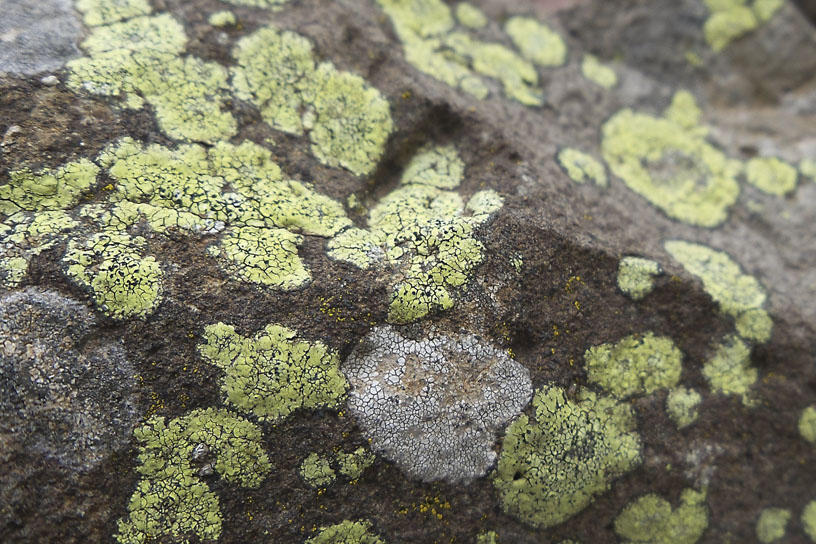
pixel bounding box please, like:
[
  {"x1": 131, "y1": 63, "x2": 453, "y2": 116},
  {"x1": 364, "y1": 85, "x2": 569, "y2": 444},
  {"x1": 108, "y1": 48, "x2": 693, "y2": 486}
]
[
  {"x1": 494, "y1": 385, "x2": 641, "y2": 528},
  {"x1": 581, "y1": 54, "x2": 617, "y2": 88},
  {"x1": 208, "y1": 10, "x2": 236, "y2": 27},
  {"x1": 745, "y1": 157, "x2": 798, "y2": 196},
  {"x1": 0, "y1": 159, "x2": 99, "y2": 215},
  {"x1": 556, "y1": 148, "x2": 608, "y2": 187},
  {"x1": 337, "y1": 447, "x2": 376, "y2": 480},
  {"x1": 753, "y1": 0, "x2": 786, "y2": 21},
  {"x1": 0, "y1": 158, "x2": 99, "y2": 288},
  {"x1": 298, "y1": 447, "x2": 375, "y2": 488},
  {"x1": 231, "y1": 26, "x2": 393, "y2": 175},
  {"x1": 1, "y1": 211, "x2": 79, "y2": 287},
  {"x1": 223, "y1": 0, "x2": 290, "y2": 6},
  {"x1": 614, "y1": 488, "x2": 708, "y2": 544},
  {"x1": 703, "y1": 334, "x2": 757, "y2": 405},
  {"x1": 401, "y1": 144, "x2": 465, "y2": 189},
  {"x1": 666, "y1": 387, "x2": 702, "y2": 429},
  {"x1": 455, "y1": 3, "x2": 488, "y2": 29},
  {"x1": 505, "y1": 16, "x2": 567, "y2": 68},
  {"x1": 665, "y1": 240, "x2": 773, "y2": 343},
  {"x1": 703, "y1": 0, "x2": 784, "y2": 52},
  {"x1": 617, "y1": 256, "x2": 662, "y2": 300},
  {"x1": 68, "y1": 12, "x2": 236, "y2": 143},
  {"x1": 799, "y1": 405, "x2": 816, "y2": 444},
  {"x1": 800, "y1": 159, "x2": 816, "y2": 182},
  {"x1": 444, "y1": 31, "x2": 543, "y2": 106},
  {"x1": 300, "y1": 453, "x2": 337, "y2": 488},
  {"x1": 376, "y1": 0, "x2": 546, "y2": 105},
  {"x1": 209, "y1": 226, "x2": 309, "y2": 289},
  {"x1": 75, "y1": 0, "x2": 152, "y2": 26},
  {"x1": 64, "y1": 231, "x2": 163, "y2": 319},
  {"x1": 804, "y1": 500, "x2": 816, "y2": 542},
  {"x1": 585, "y1": 332, "x2": 683, "y2": 398},
  {"x1": 756, "y1": 507, "x2": 791, "y2": 543},
  {"x1": 602, "y1": 91, "x2": 742, "y2": 227},
  {"x1": 305, "y1": 520, "x2": 384, "y2": 544},
  {"x1": 116, "y1": 407, "x2": 271, "y2": 544},
  {"x1": 476, "y1": 531, "x2": 499, "y2": 544},
  {"x1": 327, "y1": 145, "x2": 502, "y2": 323},
  {"x1": 198, "y1": 322, "x2": 347, "y2": 422},
  {"x1": 301, "y1": 64, "x2": 395, "y2": 174},
  {"x1": 96, "y1": 137, "x2": 349, "y2": 290}
]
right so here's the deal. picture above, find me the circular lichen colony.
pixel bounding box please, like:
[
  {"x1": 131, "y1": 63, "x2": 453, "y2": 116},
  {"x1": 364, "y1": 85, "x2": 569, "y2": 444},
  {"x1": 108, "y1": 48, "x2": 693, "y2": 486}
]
[
  {"x1": 493, "y1": 385, "x2": 642, "y2": 528},
  {"x1": 342, "y1": 326, "x2": 532, "y2": 483}
]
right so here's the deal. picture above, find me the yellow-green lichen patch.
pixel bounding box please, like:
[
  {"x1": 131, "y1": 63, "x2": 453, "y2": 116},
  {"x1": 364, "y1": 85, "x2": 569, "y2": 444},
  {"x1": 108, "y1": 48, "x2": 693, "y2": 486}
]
[
  {"x1": 0, "y1": 159, "x2": 99, "y2": 215},
  {"x1": 64, "y1": 232, "x2": 163, "y2": 319},
  {"x1": 476, "y1": 531, "x2": 499, "y2": 544},
  {"x1": 337, "y1": 447, "x2": 376, "y2": 480},
  {"x1": 745, "y1": 157, "x2": 798, "y2": 196},
  {"x1": 581, "y1": 54, "x2": 617, "y2": 88},
  {"x1": 300, "y1": 453, "x2": 336, "y2": 488},
  {"x1": 601, "y1": 91, "x2": 742, "y2": 227},
  {"x1": 231, "y1": 26, "x2": 393, "y2": 175},
  {"x1": 198, "y1": 322, "x2": 347, "y2": 422},
  {"x1": 209, "y1": 226, "x2": 309, "y2": 289},
  {"x1": 665, "y1": 240, "x2": 773, "y2": 343},
  {"x1": 376, "y1": 0, "x2": 546, "y2": 105},
  {"x1": 614, "y1": 488, "x2": 708, "y2": 544},
  {"x1": 756, "y1": 507, "x2": 791, "y2": 543},
  {"x1": 301, "y1": 64, "x2": 395, "y2": 175},
  {"x1": 799, "y1": 405, "x2": 816, "y2": 444},
  {"x1": 298, "y1": 447, "x2": 375, "y2": 488},
  {"x1": 493, "y1": 385, "x2": 641, "y2": 528},
  {"x1": 556, "y1": 148, "x2": 608, "y2": 186},
  {"x1": 617, "y1": 256, "x2": 662, "y2": 300},
  {"x1": 446, "y1": 32, "x2": 543, "y2": 106},
  {"x1": 67, "y1": 12, "x2": 236, "y2": 143},
  {"x1": 0, "y1": 158, "x2": 99, "y2": 288},
  {"x1": 1, "y1": 212, "x2": 78, "y2": 288},
  {"x1": 96, "y1": 138, "x2": 349, "y2": 289},
  {"x1": 455, "y1": 3, "x2": 488, "y2": 29},
  {"x1": 223, "y1": 0, "x2": 290, "y2": 6},
  {"x1": 116, "y1": 407, "x2": 271, "y2": 544},
  {"x1": 505, "y1": 16, "x2": 567, "y2": 68},
  {"x1": 75, "y1": 0, "x2": 153, "y2": 27},
  {"x1": 703, "y1": 0, "x2": 784, "y2": 52},
  {"x1": 305, "y1": 520, "x2": 384, "y2": 544},
  {"x1": 400, "y1": 144, "x2": 465, "y2": 189},
  {"x1": 804, "y1": 500, "x2": 816, "y2": 542},
  {"x1": 584, "y1": 332, "x2": 683, "y2": 398},
  {"x1": 231, "y1": 27, "x2": 313, "y2": 135},
  {"x1": 208, "y1": 10, "x2": 237, "y2": 27},
  {"x1": 800, "y1": 159, "x2": 816, "y2": 182},
  {"x1": 327, "y1": 146, "x2": 502, "y2": 323},
  {"x1": 666, "y1": 386, "x2": 702, "y2": 429},
  {"x1": 703, "y1": 334, "x2": 757, "y2": 405}
]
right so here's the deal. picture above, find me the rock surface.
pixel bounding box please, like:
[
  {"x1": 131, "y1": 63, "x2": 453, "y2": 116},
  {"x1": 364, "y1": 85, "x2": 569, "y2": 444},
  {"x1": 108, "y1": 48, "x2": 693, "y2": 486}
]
[{"x1": 1, "y1": 0, "x2": 815, "y2": 543}]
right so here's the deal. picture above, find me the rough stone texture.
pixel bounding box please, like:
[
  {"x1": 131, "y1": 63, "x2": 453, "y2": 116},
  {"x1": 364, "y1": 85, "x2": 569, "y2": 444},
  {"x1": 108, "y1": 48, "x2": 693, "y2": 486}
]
[
  {"x1": 0, "y1": 0, "x2": 814, "y2": 543},
  {"x1": 0, "y1": 0, "x2": 82, "y2": 76}
]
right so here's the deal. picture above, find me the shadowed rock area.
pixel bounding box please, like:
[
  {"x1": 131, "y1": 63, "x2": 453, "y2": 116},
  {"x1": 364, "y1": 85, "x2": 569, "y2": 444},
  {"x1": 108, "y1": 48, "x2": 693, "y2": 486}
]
[{"x1": 1, "y1": 0, "x2": 815, "y2": 543}]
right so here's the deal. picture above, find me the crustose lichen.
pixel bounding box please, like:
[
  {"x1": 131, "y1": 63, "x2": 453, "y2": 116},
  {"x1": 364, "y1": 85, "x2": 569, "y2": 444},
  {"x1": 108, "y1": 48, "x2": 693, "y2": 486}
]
[{"x1": 342, "y1": 325, "x2": 532, "y2": 483}]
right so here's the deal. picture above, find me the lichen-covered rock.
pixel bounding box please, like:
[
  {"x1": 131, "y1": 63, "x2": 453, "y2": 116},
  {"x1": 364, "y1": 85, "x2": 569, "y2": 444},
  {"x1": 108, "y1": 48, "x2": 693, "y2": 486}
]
[{"x1": 1, "y1": 0, "x2": 815, "y2": 541}]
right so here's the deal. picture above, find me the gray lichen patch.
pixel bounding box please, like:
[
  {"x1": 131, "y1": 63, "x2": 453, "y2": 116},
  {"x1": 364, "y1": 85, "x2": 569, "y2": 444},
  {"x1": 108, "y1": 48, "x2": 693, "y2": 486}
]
[
  {"x1": 0, "y1": 0, "x2": 81, "y2": 75},
  {"x1": 342, "y1": 325, "x2": 532, "y2": 483},
  {"x1": 0, "y1": 288, "x2": 140, "y2": 471}
]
